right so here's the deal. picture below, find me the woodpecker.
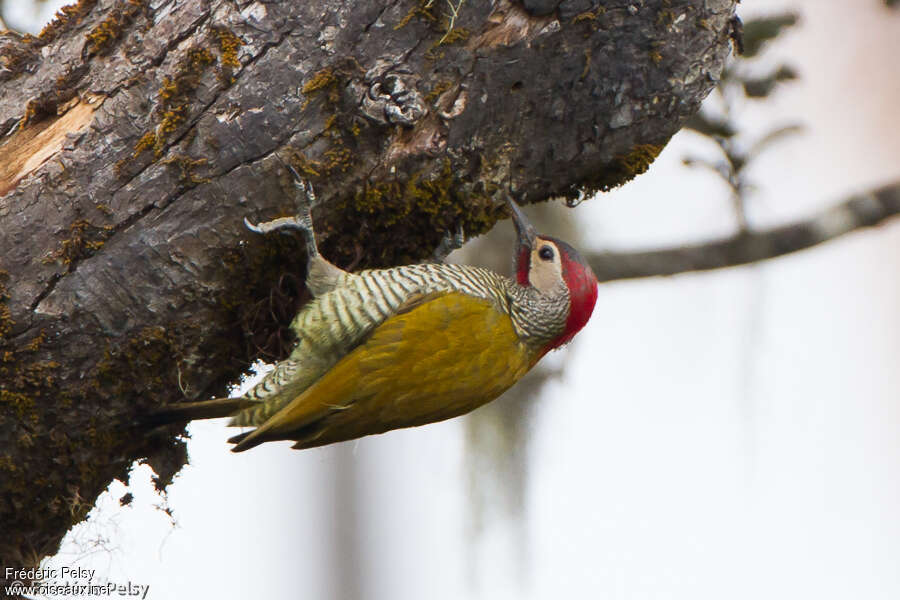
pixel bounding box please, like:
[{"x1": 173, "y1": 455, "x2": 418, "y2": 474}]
[{"x1": 150, "y1": 172, "x2": 598, "y2": 452}]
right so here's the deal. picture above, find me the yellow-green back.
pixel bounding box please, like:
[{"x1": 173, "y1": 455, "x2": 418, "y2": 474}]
[{"x1": 232, "y1": 292, "x2": 540, "y2": 451}]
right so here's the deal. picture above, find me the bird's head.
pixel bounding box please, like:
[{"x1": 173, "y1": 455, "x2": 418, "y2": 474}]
[{"x1": 508, "y1": 197, "x2": 599, "y2": 350}]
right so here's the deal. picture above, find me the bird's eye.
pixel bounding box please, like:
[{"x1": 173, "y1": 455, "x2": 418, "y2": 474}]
[{"x1": 538, "y1": 246, "x2": 554, "y2": 261}]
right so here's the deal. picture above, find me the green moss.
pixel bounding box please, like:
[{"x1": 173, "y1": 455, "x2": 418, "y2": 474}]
[
  {"x1": 619, "y1": 143, "x2": 664, "y2": 176},
  {"x1": 0, "y1": 302, "x2": 205, "y2": 562},
  {"x1": 0, "y1": 337, "x2": 74, "y2": 562},
  {"x1": 0, "y1": 270, "x2": 11, "y2": 340},
  {"x1": 121, "y1": 25, "x2": 240, "y2": 167},
  {"x1": 94, "y1": 326, "x2": 174, "y2": 385},
  {"x1": 583, "y1": 143, "x2": 665, "y2": 193},
  {"x1": 649, "y1": 40, "x2": 665, "y2": 65},
  {"x1": 321, "y1": 159, "x2": 504, "y2": 267},
  {"x1": 656, "y1": 9, "x2": 676, "y2": 28},
  {"x1": 23, "y1": 330, "x2": 46, "y2": 352},
  {"x1": 0, "y1": 455, "x2": 16, "y2": 473},
  {"x1": 0, "y1": 306, "x2": 11, "y2": 340},
  {"x1": 218, "y1": 232, "x2": 308, "y2": 361},
  {"x1": 0, "y1": 389, "x2": 35, "y2": 419}
]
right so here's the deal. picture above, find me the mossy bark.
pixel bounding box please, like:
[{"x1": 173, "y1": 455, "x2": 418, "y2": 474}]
[{"x1": 0, "y1": 0, "x2": 735, "y2": 564}]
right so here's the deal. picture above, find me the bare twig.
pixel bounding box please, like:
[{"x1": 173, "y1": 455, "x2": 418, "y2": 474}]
[
  {"x1": 589, "y1": 182, "x2": 900, "y2": 281},
  {"x1": 438, "y1": 0, "x2": 465, "y2": 45}
]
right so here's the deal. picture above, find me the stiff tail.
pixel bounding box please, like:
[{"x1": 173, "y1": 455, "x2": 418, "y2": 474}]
[{"x1": 143, "y1": 397, "x2": 256, "y2": 427}]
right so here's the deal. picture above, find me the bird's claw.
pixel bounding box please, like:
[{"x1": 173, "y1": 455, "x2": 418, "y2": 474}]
[
  {"x1": 432, "y1": 224, "x2": 466, "y2": 262},
  {"x1": 287, "y1": 165, "x2": 318, "y2": 209},
  {"x1": 244, "y1": 167, "x2": 317, "y2": 239},
  {"x1": 243, "y1": 216, "x2": 265, "y2": 234},
  {"x1": 244, "y1": 214, "x2": 308, "y2": 235}
]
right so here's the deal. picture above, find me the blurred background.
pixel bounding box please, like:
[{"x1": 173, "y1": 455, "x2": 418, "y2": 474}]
[{"x1": 10, "y1": 0, "x2": 899, "y2": 598}]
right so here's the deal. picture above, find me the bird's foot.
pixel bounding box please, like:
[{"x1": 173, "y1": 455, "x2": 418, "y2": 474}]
[
  {"x1": 431, "y1": 224, "x2": 465, "y2": 262},
  {"x1": 244, "y1": 166, "x2": 320, "y2": 257}
]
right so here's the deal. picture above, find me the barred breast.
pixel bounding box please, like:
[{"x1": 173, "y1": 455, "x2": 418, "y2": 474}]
[{"x1": 288, "y1": 263, "x2": 512, "y2": 363}]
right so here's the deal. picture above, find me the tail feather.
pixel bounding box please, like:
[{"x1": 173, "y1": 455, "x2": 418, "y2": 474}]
[
  {"x1": 143, "y1": 397, "x2": 255, "y2": 427},
  {"x1": 229, "y1": 421, "x2": 325, "y2": 453},
  {"x1": 226, "y1": 430, "x2": 258, "y2": 452}
]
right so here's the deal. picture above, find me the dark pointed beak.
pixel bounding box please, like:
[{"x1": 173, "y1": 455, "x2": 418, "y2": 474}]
[{"x1": 506, "y1": 196, "x2": 536, "y2": 249}]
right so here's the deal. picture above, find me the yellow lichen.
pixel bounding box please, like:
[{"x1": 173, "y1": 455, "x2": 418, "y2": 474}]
[
  {"x1": 289, "y1": 152, "x2": 323, "y2": 178},
  {"x1": 581, "y1": 48, "x2": 592, "y2": 80},
  {"x1": 302, "y1": 68, "x2": 336, "y2": 95},
  {"x1": 160, "y1": 155, "x2": 210, "y2": 186},
  {"x1": 395, "y1": 2, "x2": 437, "y2": 30},
  {"x1": 122, "y1": 44, "x2": 217, "y2": 171},
  {"x1": 213, "y1": 27, "x2": 243, "y2": 69},
  {"x1": 437, "y1": 27, "x2": 469, "y2": 46},
  {"x1": 573, "y1": 6, "x2": 606, "y2": 24},
  {"x1": 156, "y1": 47, "x2": 215, "y2": 132},
  {"x1": 42, "y1": 220, "x2": 115, "y2": 267},
  {"x1": 84, "y1": 10, "x2": 127, "y2": 57},
  {"x1": 301, "y1": 68, "x2": 340, "y2": 110},
  {"x1": 133, "y1": 131, "x2": 157, "y2": 157},
  {"x1": 35, "y1": 0, "x2": 98, "y2": 46},
  {"x1": 425, "y1": 80, "x2": 454, "y2": 103},
  {"x1": 656, "y1": 10, "x2": 676, "y2": 28},
  {"x1": 323, "y1": 146, "x2": 352, "y2": 174},
  {"x1": 0, "y1": 271, "x2": 11, "y2": 340}
]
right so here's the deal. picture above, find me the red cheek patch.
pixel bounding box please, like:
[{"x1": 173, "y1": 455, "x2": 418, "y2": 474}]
[
  {"x1": 516, "y1": 246, "x2": 531, "y2": 286},
  {"x1": 550, "y1": 259, "x2": 598, "y2": 349}
]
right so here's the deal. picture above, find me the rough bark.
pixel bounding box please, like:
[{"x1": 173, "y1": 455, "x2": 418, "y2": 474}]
[{"x1": 0, "y1": 0, "x2": 735, "y2": 563}]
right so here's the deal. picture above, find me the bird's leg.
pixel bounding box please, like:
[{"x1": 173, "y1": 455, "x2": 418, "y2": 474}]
[
  {"x1": 244, "y1": 167, "x2": 320, "y2": 259},
  {"x1": 246, "y1": 167, "x2": 350, "y2": 296},
  {"x1": 431, "y1": 224, "x2": 466, "y2": 262}
]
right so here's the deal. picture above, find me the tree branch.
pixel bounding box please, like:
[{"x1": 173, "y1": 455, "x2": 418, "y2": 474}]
[
  {"x1": 589, "y1": 182, "x2": 900, "y2": 281},
  {"x1": 0, "y1": 0, "x2": 736, "y2": 565}
]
